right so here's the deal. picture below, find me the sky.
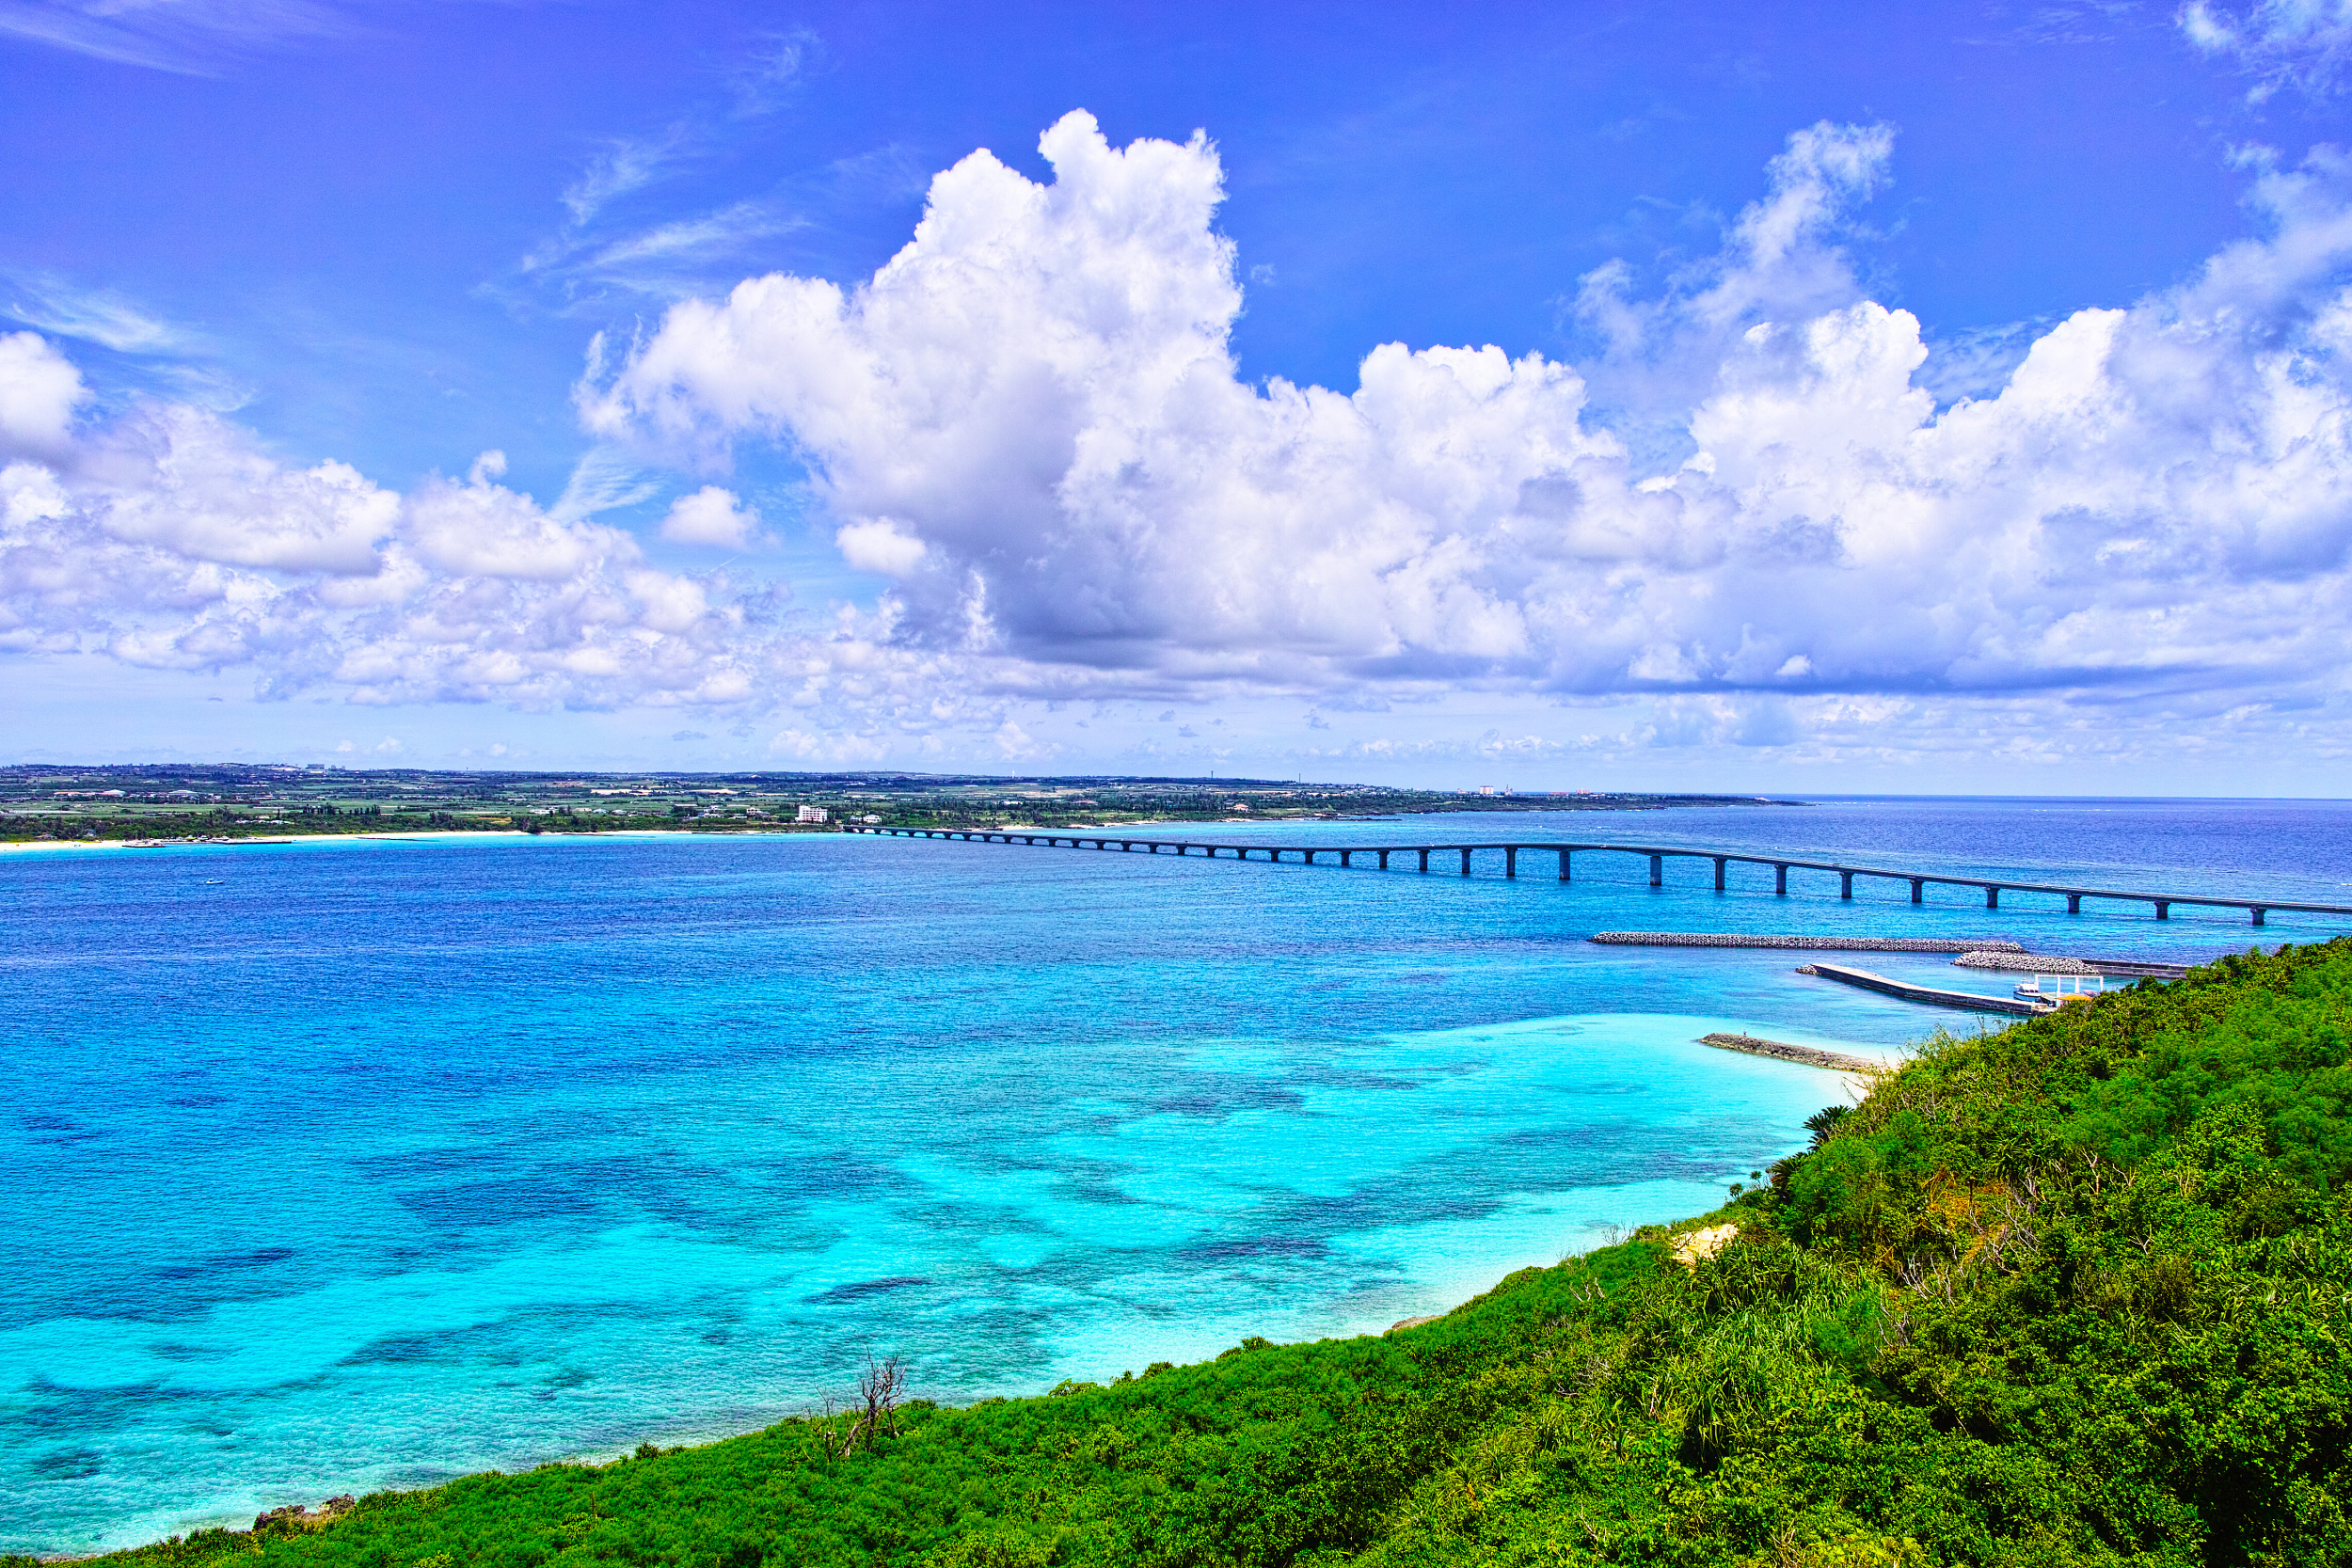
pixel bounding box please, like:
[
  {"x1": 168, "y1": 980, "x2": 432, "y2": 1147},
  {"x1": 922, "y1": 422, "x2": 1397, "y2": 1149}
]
[{"x1": 5, "y1": 1, "x2": 2352, "y2": 791}]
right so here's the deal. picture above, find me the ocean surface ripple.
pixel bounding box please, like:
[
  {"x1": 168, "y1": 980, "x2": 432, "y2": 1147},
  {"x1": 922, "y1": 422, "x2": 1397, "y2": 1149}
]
[{"x1": 3, "y1": 796, "x2": 2345, "y2": 1552}]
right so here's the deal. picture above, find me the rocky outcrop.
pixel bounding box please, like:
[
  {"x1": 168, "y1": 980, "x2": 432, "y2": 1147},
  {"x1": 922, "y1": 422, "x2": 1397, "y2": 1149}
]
[
  {"x1": 253, "y1": 1496, "x2": 354, "y2": 1534},
  {"x1": 1672, "y1": 1224, "x2": 1739, "y2": 1268}
]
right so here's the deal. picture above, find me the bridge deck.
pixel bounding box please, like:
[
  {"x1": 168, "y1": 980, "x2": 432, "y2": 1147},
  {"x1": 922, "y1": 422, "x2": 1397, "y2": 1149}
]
[{"x1": 844, "y1": 826, "x2": 2352, "y2": 927}]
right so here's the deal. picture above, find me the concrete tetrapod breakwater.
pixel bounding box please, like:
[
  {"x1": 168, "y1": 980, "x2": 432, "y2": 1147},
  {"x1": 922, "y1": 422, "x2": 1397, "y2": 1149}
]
[
  {"x1": 845, "y1": 826, "x2": 2352, "y2": 928},
  {"x1": 1591, "y1": 932, "x2": 2025, "y2": 953}
]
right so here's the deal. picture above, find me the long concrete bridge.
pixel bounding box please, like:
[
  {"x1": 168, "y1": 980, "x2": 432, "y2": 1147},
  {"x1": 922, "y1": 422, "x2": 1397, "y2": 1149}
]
[{"x1": 842, "y1": 825, "x2": 2352, "y2": 928}]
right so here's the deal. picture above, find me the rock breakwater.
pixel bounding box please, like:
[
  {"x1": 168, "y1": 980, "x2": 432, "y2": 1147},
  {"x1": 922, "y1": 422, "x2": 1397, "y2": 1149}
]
[
  {"x1": 1698, "y1": 1033, "x2": 1883, "y2": 1072},
  {"x1": 1593, "y1": 932, "x2": 2024, "y2": 953}
]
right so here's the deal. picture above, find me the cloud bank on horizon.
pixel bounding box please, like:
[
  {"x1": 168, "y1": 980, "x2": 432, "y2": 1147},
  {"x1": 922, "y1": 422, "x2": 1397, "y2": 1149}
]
[{"x1": 7, "y1": 92, "x2": 2352, "y2": 772}]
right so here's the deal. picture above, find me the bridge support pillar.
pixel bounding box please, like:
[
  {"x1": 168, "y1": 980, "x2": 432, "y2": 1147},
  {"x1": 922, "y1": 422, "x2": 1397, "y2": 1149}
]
[
  {"x1": 1505, "y1": 847, "x2": 1518, "y2": 879},
  {"x1": 1378, "y1": 849, "x2": 1391, "y2": 869},
  {"x1": 2068, "y1": 894, "x2": 2081, "y2": 914},
  {"x1": 2154, "y1": 900, "x2": 2170, "y2": 920},
  {"x1": 1559, "y1": 849, "x2": 1572, "y2": 882},
  {"x1": 1460, "y1": 847, "x2": 1473, "y2": 877},
  {"x1": 1840, "y1": 870, "x2": 1854, "y2": 900},
  {"x1": 1649, "y1": 853, "x2": 1662, "y2": 888},
  {"x1": 1911, "y1": 879, "x2": 1924, "y2": 904},
  {"x1": 1418, "y1": 848, "x2": 1430, "y2": 873},
  {"x1": 1714, "y1": 857, "x2": 1726, "y2": 891},
  {"x1": 1774, "y1": 863, "x2": 1788, "y2": 895},
  {"x1": 1985, "y1": 886, "x2": 2000, "y2": 910},
  {"x1": 2252, "y1": 907, "x2": 2266, "y2": 927}
]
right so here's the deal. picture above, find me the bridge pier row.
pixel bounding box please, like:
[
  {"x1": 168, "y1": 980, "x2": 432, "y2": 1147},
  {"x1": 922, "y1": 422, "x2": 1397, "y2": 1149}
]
[
  {"x1": 1505, "y1": 847, "x2": 1518, "y2": 879},
  {"x1": 1840, "y1": 870, "x2": 1854, "y2": 899},
  {"x1": 1418, "y1": 848, "x2": 1430, "y2": 873},
  {"x1": 1459, "y1": 847, "x2": 1473, "y2": 876},
  {"x1": 1713, "y1": 857, "x2": 1726, "y2": 891},
  {"x1": 2253, "y1": 907, "x2": 2266, "y2": 927},
  {"x1": 2068, "y1": 894, "x2": 2081, "y2": 914},
  {"x1": 1774, "y1": 864, "x2": 1788, "y2": 895},
  {"x1": 2155, "y1": 900, "x2": 2170, "y2": 920},
  {"x1": 1911, "y1": 879, "x2": 1924, "y2": 904},
  {"x1": 1986, "y1": 886, "x2": 2000, "y2": 910},
  {"x1": 1559, "y1": 849, "x2": 1572, "y2": 882},
  {"x1": 1649, "y1": 853, "x2": 1662, "y2": 888}
]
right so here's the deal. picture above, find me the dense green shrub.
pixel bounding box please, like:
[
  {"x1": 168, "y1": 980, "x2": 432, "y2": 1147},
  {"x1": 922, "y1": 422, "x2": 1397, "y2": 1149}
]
[{"x1": 30, "y1": 939, "x2": 2352, "y2": 1567}]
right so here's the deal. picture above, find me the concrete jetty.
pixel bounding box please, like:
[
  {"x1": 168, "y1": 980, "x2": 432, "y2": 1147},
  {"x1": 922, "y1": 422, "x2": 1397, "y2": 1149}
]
[
  {"x1": 844, "y1": 826, "x2": 2349, "y2": 929},
  {"x1": 1796, "y1": 962, "x2": 2047, "y2": 1016}
]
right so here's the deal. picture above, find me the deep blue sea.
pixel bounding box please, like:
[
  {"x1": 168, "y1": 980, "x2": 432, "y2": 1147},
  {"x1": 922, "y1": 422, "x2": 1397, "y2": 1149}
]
[{"x1": 5, "y1": 796, "x2": 2348, "y2": 1553}]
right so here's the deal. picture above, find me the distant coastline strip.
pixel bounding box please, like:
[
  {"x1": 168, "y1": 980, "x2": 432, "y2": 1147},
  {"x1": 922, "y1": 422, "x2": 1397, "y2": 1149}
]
[
  {"x1": 1591, "y1": 932, "x2": 2024, "y2": 953},
  {"x1": 1699, "y1": 1032, "x2": 1883, "y2": 1072}
]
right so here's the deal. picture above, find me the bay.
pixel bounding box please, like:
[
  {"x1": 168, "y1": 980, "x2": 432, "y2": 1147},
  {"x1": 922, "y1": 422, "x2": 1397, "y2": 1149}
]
[{"x1": 3, "y1": 795, "x2": 2346, "y2": 1553}]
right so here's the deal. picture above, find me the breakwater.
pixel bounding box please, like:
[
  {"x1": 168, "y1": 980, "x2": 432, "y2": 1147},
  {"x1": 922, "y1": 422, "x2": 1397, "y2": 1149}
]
[
  {"x1": 1591, "y1": 932, "x2": 2023, "y2": 953},
  {"x1": 1952, "y1": 951, "x2": 2098, "y2": 975},
  {"x1": 1798, "y1": 962, "x2": 2046, "y2": 1016},
  {"x1": 1698, "y1": 1033, "x2": 1883, "y2": 1072}
]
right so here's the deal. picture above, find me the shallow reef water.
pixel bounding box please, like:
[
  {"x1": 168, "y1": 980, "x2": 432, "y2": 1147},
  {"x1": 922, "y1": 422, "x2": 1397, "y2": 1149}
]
[{"x1": 3, "y1": 796, "x2": 2346, "y2": 1553}]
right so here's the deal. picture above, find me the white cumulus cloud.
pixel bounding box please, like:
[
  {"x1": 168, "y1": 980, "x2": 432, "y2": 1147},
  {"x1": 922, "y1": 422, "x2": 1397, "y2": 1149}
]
[
  {"x1": 584, "y1": 113, "x2": 2352, "y2": 733},
  {"x1": 15, "y1": 113, "x2": 2352, "y2": 774},
  {"x1": 660, "y1": 484, "x2": 762, "y2": 546},
  {"x1": 0, "y1": 331, "x2": 88, "y2": 461}
]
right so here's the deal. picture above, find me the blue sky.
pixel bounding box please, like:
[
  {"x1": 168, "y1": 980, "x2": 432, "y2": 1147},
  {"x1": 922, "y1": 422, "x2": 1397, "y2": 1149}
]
[{"x1": 4, "y1": 1, "x2": 2351, "y2": 790}]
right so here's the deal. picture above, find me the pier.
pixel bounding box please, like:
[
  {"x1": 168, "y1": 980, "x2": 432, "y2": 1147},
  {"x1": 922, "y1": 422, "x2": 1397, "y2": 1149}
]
[
  {"x1": 843, "y1": 826, "x2": 2352, "y2": 928},
  {"x1": 1796, "y1": 962, "x2": 2048, "y2": 1016}
]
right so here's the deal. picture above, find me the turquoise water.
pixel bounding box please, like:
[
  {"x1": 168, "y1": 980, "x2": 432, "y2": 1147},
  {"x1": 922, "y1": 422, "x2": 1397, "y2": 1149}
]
[{"x1": 5, "y1": 797, "x2": 2348, "y2": 1553}]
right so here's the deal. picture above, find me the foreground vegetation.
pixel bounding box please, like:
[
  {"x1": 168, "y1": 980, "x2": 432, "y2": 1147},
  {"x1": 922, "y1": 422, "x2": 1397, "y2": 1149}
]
[{"x1": 33, "y1": 939, "x2": 2352, "y2": 1566}]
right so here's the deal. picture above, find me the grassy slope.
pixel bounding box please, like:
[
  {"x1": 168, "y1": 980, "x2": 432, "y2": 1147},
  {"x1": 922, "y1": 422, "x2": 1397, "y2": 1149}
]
[{"x1": 32, "y1": 940, "x2": 2352, "y2": 1568}]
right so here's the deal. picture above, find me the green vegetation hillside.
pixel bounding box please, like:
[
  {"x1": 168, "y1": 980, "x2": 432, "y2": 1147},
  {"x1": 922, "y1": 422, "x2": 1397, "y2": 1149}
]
[{"x1": 36, "y1": 939, "x2": 2352, "y2": 1567}]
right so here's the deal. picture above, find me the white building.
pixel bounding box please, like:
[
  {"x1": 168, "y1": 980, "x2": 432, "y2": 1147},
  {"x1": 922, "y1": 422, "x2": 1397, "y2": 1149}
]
[{"x1": 796, "y1": 805, "x2": 829, "y2": 823}]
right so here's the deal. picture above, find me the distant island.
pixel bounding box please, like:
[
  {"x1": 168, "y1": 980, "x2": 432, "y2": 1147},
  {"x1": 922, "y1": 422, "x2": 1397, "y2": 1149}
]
[{"x1": 0, "y1": 765, "x2": 1788, "y2": 845}]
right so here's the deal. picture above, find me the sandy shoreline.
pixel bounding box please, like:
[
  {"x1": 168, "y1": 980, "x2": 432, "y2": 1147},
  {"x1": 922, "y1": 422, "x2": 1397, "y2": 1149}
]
[{"x1": 0, "y1": 828, "x2": 843, "y2": 855}]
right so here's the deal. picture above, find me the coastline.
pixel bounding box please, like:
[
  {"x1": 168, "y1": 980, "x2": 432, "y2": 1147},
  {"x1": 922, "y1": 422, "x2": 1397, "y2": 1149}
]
[{"x1": 0, "y1": 828, "x2": 829, "y2": 855}]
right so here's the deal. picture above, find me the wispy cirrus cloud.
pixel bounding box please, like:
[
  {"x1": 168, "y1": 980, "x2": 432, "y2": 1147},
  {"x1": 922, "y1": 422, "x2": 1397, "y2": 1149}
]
[
  {"x1": 0, "y1": 0, "x2": 359, "y2": 73},
  {"x1": 1, "y1": 271, "x2": 252, "y2": 411},
  {"x1": 517, "y1": 33, "x2": 831, "y2": 305},
  {"x1": 2, "y1": 272, "x2": 187, "y2": 353},
  {"x1": 2183, "y1": 0, "x2": 2352, "y2": 97}
]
